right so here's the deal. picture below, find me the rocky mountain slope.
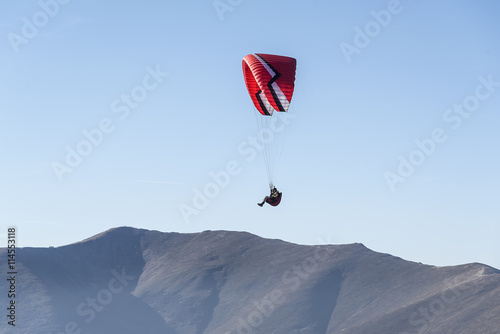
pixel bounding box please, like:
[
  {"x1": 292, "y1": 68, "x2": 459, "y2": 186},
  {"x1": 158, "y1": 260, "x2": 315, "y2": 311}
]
[{"x1": 1, "y1": 227, "x2": 499, "y2": 334}]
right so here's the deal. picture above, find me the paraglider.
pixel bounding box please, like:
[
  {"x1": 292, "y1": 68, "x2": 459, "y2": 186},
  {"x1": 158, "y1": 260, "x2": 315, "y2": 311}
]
[
  {"x1": 242, "y1": 53, "x2": 297, "y2": 207},
  {"x1": 257, "y1": 186, "x2": 282, "y2": 207}
]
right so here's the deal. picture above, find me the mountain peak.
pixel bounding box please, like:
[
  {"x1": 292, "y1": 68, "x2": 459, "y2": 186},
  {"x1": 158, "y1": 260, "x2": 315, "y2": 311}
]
[{"x1": 3, "y1": 227, "x2": 499, "y2": 334}]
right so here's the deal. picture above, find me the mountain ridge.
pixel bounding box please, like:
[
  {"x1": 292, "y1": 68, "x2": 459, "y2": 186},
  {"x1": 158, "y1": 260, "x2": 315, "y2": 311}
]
[{"x1": 1, "y1": 226, "x2": 499, "y2": 333}]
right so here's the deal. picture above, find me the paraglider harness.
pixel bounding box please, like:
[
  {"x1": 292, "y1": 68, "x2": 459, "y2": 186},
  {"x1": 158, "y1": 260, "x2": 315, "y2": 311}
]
[{"x1": 258, "y1": 186, "x2": 282, "y2": 207}]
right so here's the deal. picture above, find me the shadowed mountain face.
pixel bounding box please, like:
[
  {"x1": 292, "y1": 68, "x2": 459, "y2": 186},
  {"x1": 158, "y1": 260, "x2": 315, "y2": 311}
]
[{"x1": 1, "y1": 227, "x2": 499, "y2": 334}]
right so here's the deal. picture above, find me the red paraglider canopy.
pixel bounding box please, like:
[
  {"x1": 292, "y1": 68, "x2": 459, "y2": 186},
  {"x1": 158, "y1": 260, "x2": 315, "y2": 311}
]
[{"x1": 242, "y1": 53, "x2": 297, "y2": 116}]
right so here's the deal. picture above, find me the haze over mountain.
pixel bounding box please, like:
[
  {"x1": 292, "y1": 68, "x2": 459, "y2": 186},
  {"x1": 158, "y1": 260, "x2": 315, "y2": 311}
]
[{"x1": 1, "y1": 227, "x2": 499, "y2": 334}]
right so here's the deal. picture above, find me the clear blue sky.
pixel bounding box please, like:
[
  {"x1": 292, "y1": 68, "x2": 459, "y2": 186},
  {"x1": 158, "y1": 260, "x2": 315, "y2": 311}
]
[{"x1": 1, "y1": 0, "x2": 500, "y2": 269}]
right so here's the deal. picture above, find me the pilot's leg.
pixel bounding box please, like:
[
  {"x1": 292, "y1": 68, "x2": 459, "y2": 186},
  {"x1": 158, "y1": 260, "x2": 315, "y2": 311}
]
[{"x1": 258, "y1": 196, "x2": 268, "y2": 207}]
